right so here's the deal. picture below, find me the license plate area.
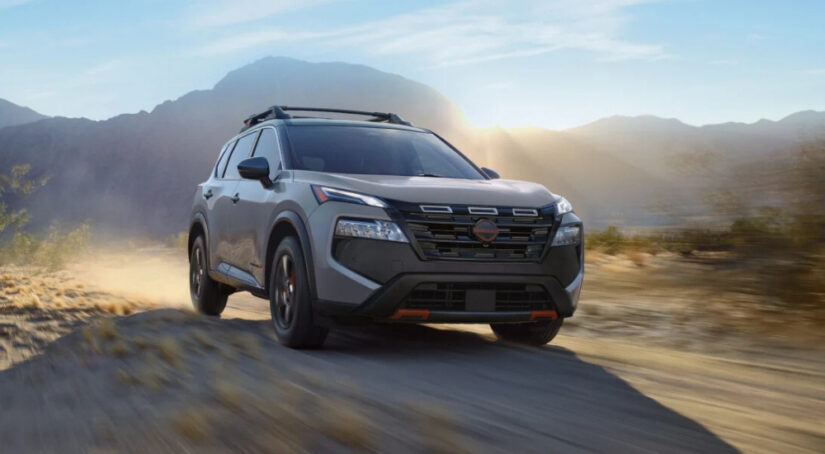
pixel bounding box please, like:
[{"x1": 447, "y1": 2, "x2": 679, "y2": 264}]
[{"x1": 465, "y1": 289, "x2": 495, "y2": 312}]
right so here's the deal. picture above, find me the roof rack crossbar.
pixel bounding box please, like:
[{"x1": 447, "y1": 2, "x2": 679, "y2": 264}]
[
  {"x1": 241, "y1": 105, "x2": 412, "y2": 132},
  {"x1": 281, "y1": 106, "x2": 412, "y2": 126}
]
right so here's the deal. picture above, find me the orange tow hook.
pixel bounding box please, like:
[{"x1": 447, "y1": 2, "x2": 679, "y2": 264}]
[
  {"x1": 529, "y1": 310, "x2": 559, "y2": 321},
  {"x1": 390, "y1": 309, "x2": 430, "y2": 321}
]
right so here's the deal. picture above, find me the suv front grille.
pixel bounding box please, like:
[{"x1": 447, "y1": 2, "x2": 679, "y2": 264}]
[
  {"x1": 396, "y1": 205, "x2": 555, "y2": 261},
  {"x1": 403, "y1": 283, "x2": 552, "y2": 312}
]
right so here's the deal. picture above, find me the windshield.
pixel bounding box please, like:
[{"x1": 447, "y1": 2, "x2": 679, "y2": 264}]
[{"x1": 285, "y1": 125, "x2": 485, "y2": 179}]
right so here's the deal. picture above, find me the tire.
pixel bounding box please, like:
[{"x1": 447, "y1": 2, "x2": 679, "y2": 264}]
[
  {"x1": 490, "y1": 319, "x2": 564, "y2": 346},
  {"x1": 189, "y1": 236, "x2": 229, "y2": 316},
  {"x1": 269, "y1": 236, "x2": 328, "y2": 348}
]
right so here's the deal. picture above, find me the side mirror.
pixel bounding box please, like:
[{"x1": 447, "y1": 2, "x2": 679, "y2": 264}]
[
  {"x1": 481, "y1": 167, "x2": 500, "y2": 179},
  {"x1": 238, "y1": 157, "x2": 272, "y2": 187}
]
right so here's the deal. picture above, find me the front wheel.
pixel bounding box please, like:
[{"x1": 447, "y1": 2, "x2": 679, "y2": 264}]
[
  {"x1": 490, "y1": 319, "x2": 564, "y2": 346},
  {"x1": 189, "y1": 236, "x2": 229, "y2": 316},
  {"x1": 269, "y1": 236, "x2": 328, "y2": 348}
]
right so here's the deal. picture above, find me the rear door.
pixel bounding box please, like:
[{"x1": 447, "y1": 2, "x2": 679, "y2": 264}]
[
  {"x1": 233, "y1": 127, "x2": 284, "y2": 286},
  {"x1": 210, "y1": 130, "x2": 259, "y2": 271},
  {"x1": 203, "y1": 140, "x2": 237, "y2": 270}
]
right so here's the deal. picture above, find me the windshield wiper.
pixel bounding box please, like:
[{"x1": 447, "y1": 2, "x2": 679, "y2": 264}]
[{"x1": 414, "y1": 173, "x2": 445, "y2": 178}]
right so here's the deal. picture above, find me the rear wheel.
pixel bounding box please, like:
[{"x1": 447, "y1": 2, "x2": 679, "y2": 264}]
[
  {"x1": 269, "y1": 236, "x2": 328, "y2": 348},
  {"x1": 490, "y1": 319, "x2": 564, "y2": 346},
  {"x1": 189, "y1": 236, "x2": 229, "y2": 316}
]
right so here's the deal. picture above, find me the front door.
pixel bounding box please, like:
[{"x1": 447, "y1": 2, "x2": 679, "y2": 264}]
[{"x1": 232, "y1": 127, "x2": 284, "y2": 287}]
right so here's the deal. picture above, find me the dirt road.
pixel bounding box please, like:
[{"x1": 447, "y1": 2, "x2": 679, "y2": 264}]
[{"x1": 1, "y1": 248, "x2": 823, "y2": 452}]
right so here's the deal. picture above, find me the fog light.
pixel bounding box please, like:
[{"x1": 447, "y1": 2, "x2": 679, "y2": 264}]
[
  {"x1": 552, "y1": 225, "x2": 581, "y2": 246},
  {"x1": 335, "y1": 219, "x2": 409, "y2": 243}
]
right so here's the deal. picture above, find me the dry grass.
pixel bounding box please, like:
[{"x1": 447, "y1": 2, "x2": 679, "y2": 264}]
[
  {"x1": 156, "y1": 337, "x2": 182, "y2": 368},
  {"x1": 320, "y1": 399, "x2": 373, "y2": 450},
  {"x1": 228, "y1": 332, "x2": 261, "y2": 359},
  {"x1": 115, "y1": 369, "x2": 133, "y2": 385},
  {"x1": 210, "y1": 377, "x2": 245, "y2": 410},
  {"x1": 110, "y1": 341, "x2": 130, "y2": 357},
  {"x1": 130, "y1": 336, "x2": 150, "y2": 350},
  {"x1": 626, "y1": 250, "x2": 649, "y2": 267},
  {"x1": 171, "y1": 406, "x2": 211, "y2": 442},
  {"x1": 96, "y1": 319, "x2": 118, "y2": 340},
  {"x1": 3, "y1": 298, "x2": 472, "y2": 452},
  {"x1": 133, "y1": 362, "x2": 169, "y2": 391},
  {"x1": 414, "y1": 405, "x2": 469, "y2": 454},
  {"x1": 190, "y1": 329, "x2": 216, "y2": 350},
  {"x1": 0, "y1": 265, "x2": 147, "y2": 316}
]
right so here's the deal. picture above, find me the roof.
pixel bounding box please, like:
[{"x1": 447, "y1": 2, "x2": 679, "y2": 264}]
[{"x1": 239, "y1": 105, "x2": 416, "y2": 133}]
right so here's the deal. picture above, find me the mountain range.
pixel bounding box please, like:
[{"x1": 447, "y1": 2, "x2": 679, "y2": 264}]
[
  {"x1": 0, "y1": 56, "x2": 823, "y2": 234},
  {"x1": 0, "y1": 99, "x2": 47, "y2": 129}
]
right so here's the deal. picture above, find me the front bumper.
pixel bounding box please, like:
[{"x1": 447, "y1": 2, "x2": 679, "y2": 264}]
[
  {"x1": 308, "y1": 202, "x2": 583, "y2": 323},
  {"x1": 316, "y1": 270, "x2": 583, "y2": 322}
]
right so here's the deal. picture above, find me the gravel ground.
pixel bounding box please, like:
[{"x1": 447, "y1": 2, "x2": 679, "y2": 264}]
[{"x1": 0, "y1": 249, "x2": 823, "y2": 453}]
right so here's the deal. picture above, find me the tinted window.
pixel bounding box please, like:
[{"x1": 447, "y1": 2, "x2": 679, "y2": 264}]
[
  {"x1": 286, "y1": 126, "x2": 484, "y2": 179},
  {"x1": 251, "y1": 128, "x2": 281, "y2": 179},
  {"x1": 223, "y1": 131, "x2": 258, "y2": 179},
  {"x1": 215, "y1": 142, "x2": 233, "y2": 178}
]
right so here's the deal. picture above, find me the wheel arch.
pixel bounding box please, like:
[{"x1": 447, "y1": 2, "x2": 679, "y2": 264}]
[
  {"x1": 188, "y1": 213, "x2": 209, "y2": 258},
  {"x1": 265, "y1": 211, "x2": 317, "y2": 300}
]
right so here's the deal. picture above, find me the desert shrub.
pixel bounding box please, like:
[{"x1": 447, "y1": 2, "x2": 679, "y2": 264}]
[
  {"x1": 0, "y1": 164, "x2": 47, "y2": 235},
  {"x1": 0, "y1": 223, "x2": 90, "y2": 269},
  {"x1": 0, "y1": 163, "x2": 89, "y2": 269},
  {"x1": 586, "y1": 226, "x2": 669, "y2": 255},
  {"x1": 658, "y1": 228, "x2": 733, "y2": 255},
  {"x1": 586, "y1": 225, "x2": 626, "y2": 255}
]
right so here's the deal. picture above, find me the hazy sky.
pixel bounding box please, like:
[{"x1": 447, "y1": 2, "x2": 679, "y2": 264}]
[{"x1": 1, "y1": 0, "x2": 823, "y2": 129}]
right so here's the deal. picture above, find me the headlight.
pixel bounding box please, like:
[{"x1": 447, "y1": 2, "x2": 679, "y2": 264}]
[
  {"x1": 552, "y1": 225, "x2": 581, "y2": 246},
  {"x1": 335, "y1": 219, "x2": 409, "y2": 243},
  {"x1": 555, "y1": 196, "x2": 573, "y2": 215},
  {"x1": 312, "y1": 185, "x2": 387, "y2": 208}
]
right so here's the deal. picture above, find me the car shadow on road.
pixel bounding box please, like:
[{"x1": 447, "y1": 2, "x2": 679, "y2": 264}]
[{"x1": 305, "y1": 323, "x2": 740, "y2": 453}]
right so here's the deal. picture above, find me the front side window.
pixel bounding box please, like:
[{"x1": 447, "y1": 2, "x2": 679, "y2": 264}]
[
  {"x1": 251, "y1": 128, "x2": 281, "y2": 179},
  {"x1": 222, "y1": 131, "x2": 259, "y2": 179},
  {"x1": 285, "y1": 125, "x2": 484, "y2": 179}
]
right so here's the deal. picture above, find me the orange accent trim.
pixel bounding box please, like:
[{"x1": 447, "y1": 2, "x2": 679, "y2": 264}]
[
  {"x1": 529, "y1": 310, "x2": 558, "y2": 321},
  {"x1": 390, "y1": 309, "x2": 430, "y2": 320},
  {"x1": 313, "y1": 186, "x2": 328, "y2": 203}
]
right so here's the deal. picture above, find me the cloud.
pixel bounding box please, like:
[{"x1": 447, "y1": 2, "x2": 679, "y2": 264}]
[
  {"x1": 184, "y1": 0, "x2": 339, "y2": 29},
  {"x1": 193, "y1": 0, "x2": 666, "y2": 66}
]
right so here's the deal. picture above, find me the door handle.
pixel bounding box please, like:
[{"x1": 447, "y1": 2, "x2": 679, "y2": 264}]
[
  {"x1": 203, "y1": 189, "x2": 213, "y2": 200},
  {"x1": 231, "y1": 193, "x2": 240, "y2": 204}
]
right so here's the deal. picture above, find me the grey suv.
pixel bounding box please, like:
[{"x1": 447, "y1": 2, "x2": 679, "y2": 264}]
[{"x1": 188, "y1": 106, "x2": 583, "y2": 348}]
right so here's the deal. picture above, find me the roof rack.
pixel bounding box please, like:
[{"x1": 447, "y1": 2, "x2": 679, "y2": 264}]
[{"x1": 240, "y1": 105, "x2": 412, "y2": 132}]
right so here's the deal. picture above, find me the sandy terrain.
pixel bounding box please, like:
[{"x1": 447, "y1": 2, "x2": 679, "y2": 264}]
[{"x1": 1, "y1": 247, "x2": 823, "y2": 453}]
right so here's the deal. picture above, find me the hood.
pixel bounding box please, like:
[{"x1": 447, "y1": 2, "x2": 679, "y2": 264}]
[{"x1": 294, "y1": 171, "x2": 559, "y2": 207}]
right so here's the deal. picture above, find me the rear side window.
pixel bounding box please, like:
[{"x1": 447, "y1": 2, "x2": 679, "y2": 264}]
[
  {"x1": 251, "y1": 128, "x2": 281, "y2": 179},
  {"x1": 222, "y1": 131, "x2": 259, "y2": 179},
  {"x1": 215, "y1": 142, "x2": 233, "y2": 177}
]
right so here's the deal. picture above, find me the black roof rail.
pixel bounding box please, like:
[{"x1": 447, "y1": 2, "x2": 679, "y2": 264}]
[
  {"x1": 240, "y1": 105, "x2": 412, "y2": 132},
  {"x1": 240, "y1": 106, "x2": 289, "y2": 132}
]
